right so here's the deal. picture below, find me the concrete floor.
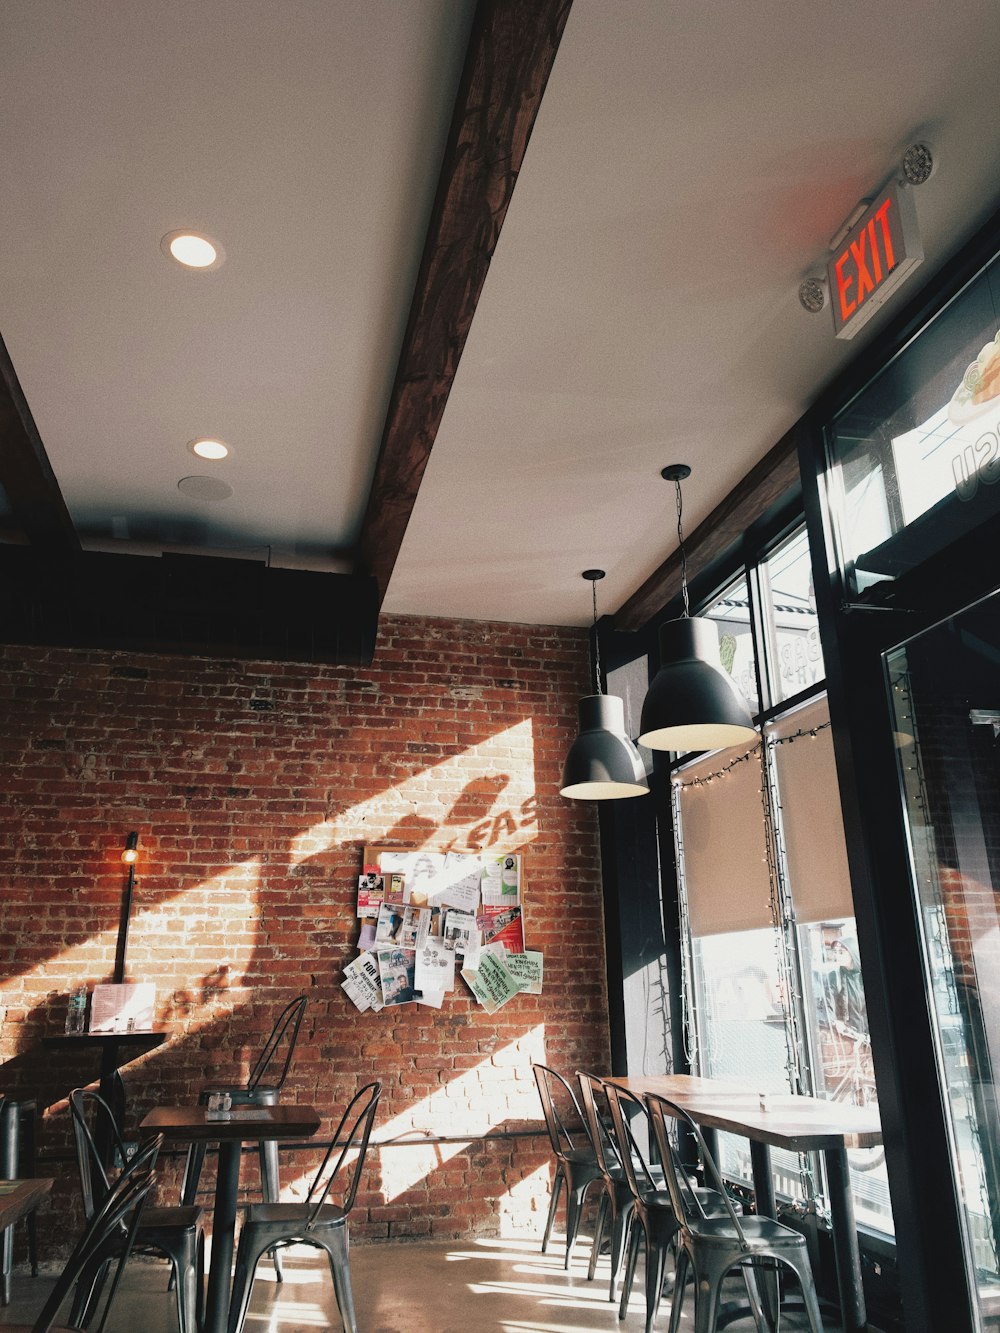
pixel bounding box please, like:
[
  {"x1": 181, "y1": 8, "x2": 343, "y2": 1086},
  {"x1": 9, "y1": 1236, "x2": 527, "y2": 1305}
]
[{"x1": 0, "y1": 1233, "x2": 844, "y2": 1333}]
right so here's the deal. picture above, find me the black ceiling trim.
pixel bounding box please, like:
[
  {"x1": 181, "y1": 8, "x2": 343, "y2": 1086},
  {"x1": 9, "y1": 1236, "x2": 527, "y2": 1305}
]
[{"x1": 0, "y1": 332, "x2": 80, "y2": 555}]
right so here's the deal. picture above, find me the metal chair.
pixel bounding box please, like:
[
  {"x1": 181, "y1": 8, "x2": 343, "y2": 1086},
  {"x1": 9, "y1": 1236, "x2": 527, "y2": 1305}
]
[
  {"x1": 577, "y1": 1071, "x2": 649, "y2": 1301},
  {"x1": 180, "y1": 992, "x2": 308, "y2": 1267},
  {"x1": 531, "y1": 1063, "x2": 603, "y2": 1271},
  {"x1": 69, "y1": 1089, "x2": 205, "y2": 1333},
  {"x1": 226, "y1": 1080, "x2": 380, "y2": 1333},
  {"x1": 2, "y1": 1133, "x2": 159, "y2": 1333},
  {"x1": 645, "y1": 1091, "x2": 825, "y2": 1333},
  {"x1": 603, "y1": 1081, "x2": 734, "y2": 1332}
]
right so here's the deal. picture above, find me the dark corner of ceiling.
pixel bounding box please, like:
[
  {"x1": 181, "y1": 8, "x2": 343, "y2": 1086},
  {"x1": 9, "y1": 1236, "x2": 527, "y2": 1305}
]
[{"x1": 0, "y1": 337, "x2": 380, "y2": 667}]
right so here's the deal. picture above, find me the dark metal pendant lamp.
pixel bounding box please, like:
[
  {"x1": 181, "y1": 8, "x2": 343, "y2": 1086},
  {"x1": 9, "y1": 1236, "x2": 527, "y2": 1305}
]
[
  {"x1": 561, "y1": 570, "x2": 649, "y2": 800},
  {"x1": 638, "y1": 465, "x2": 757, "y2": 753}
]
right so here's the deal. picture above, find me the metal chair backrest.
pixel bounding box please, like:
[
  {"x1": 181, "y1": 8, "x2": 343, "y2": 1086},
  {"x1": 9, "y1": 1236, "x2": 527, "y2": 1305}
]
[
  {"x1": 577, "y1": 1071, "x2": 624, "y2": 1183},
  {"x1": 69, "y1": 1088, "x2": 130, "y2": 1220},
  {"x1": 532, "y1": 1063, "x2": 589, "y2": 1161},
  {"x1": 305, "y1": 1081, "x2": 381, "y2": 1228},
  {"x1": 247, "y1": 994, "x2": 308, "y2": 1092},
  {"x1": 31, "y1": 1133, "x2": 160, "y2": 1333},
  {"x1": 600, "y1": 1081, "x2": 662, "y2": 1204},
  {"x1": 644, "y1": 1092, "x2": 749, "y2": 1244}
]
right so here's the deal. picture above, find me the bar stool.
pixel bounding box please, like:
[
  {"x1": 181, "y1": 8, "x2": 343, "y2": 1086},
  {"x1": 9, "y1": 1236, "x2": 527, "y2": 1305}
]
[{"x1": 0, "y1": 1098, "x2": 39, "y2": 1305}]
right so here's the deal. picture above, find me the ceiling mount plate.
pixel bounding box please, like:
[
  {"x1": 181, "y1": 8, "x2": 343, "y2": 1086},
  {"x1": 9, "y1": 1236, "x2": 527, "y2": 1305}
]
[
  {"x1": 661, "y1": 464, "x2": 691, "y2": 482},
  {"x1": 582, "y1": 569, "x2": 606, "y2": 581}
]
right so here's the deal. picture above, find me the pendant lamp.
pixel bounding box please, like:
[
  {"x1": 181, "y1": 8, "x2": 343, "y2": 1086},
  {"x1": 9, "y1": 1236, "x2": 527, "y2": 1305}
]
[
  {"x1": 561, "y1": 570, "x2": 649, "y2": 800},
  {"x1": 639, "y1": 465, "x2": 757, "y2": 753}
]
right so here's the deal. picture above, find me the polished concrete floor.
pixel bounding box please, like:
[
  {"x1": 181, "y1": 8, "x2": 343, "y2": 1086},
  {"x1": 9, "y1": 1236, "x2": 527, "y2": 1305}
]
[{"x1": 0, "y1": 1233, "x2": 846, "y2": 1333}]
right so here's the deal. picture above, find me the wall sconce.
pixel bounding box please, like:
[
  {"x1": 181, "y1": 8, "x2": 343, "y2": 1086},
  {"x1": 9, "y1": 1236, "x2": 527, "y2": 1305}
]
[
  {"x1": 561, "y1": 570, "x2": 649, "y2": 800},
  {"x1": 113, "y1": 831, "x2": 140, "y2": 983},
  {"x1": 639, "y1": 466, "x2": 757, "y2": 753}
]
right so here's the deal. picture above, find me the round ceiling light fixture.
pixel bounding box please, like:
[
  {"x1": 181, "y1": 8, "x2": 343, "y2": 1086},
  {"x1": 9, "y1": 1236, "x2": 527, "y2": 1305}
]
[
  {"x1": 189, "y1": 438, "x2": 230, "y2": 460},
  {"x1": 161, "y1": 230, "x2": 225, "y2": 271}
]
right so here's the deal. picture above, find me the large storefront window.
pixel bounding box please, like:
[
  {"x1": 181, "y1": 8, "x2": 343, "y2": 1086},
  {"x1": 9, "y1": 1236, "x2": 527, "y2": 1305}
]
[
  {"x1": 673, "y1": 535, "x2": 893, "y2": 1233},
  {"x1": 829, "y1": 250, "x2": 1000, "y2": 598},
  {"x1": 888, "y1": 593, "x2": 1000, "y2": 1322}
]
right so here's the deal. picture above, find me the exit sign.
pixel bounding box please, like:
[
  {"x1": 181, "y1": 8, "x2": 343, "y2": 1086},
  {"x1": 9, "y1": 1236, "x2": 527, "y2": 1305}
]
[{"x1": 827, "y1": 182, "x2": 923, "y2": 339}]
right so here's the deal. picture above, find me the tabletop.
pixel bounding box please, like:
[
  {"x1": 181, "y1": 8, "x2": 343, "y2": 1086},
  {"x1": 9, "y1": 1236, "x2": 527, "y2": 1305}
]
[
  {"x1": 609, "y1": 1073, "x2": 883, "y2": 1152},
  {"x1": 43, "y1": 1029, "x2": 169, "y2": 1048},
  {"x1": 140, "y1": 1103, "x2": 321, "y2": 1143},
  {"x1": 0, "y1": 1178, "x2": 53, "y2": 1231}
]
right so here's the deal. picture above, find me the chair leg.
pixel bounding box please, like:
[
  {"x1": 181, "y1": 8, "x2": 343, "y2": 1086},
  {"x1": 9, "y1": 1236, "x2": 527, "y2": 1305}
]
[
  {"x1": 694, "y1": 1264, "x2": 726, "y2": 1333},
  {"x1": 667, "y1": 1246, "x2": 689, "y2": 1333},
  {"x1": 619, "y1": 1217, "x2": 643, "y2": 1321},
  {"x1": 541, "y1": 1166, "x2": 564, "y2": 1254},
  {"x1": 644, "y1": 1237, "x2": 669, "y2": 1333},
  {"x1": 564, "y1": 1177, "x2": 592, "y2": 1269},
  {"x1": 258, "y1": 1139, "x2": 284, "y2": 1282},
  {"x1": 325, "y1": 1228, "x2": 358, "y2": 1333},
  {"x1": 180, "y1": 1143, "x2": 206, "y2": 1207},
  {"x1": 589, "y1": 1190, "x2": 609, "y2": 1281},
  {"x1": 608, "y1": 1203, "x2": 631, "y2": 1303},
  {"x1": 781, "y1": 1251, "x2": 826, "y2": 1333},
  {"x1": 226, "y1": 1230, "x2": 272, "y2": 1333}
]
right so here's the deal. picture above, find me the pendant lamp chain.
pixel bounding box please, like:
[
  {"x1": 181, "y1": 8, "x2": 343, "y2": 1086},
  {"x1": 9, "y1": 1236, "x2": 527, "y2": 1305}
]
[
  {"x1": 591, "y1": 573, "x2": 603, "y2": 693},
  {"x1": 673, "y1": 473, "x2": 691, "y2": 618}
]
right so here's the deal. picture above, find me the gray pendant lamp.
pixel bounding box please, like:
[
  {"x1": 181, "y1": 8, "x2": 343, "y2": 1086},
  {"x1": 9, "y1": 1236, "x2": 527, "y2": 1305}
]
[
  {"x1": 639, "y1": 465, "x2": 757, "y2": 753},
  {"x1": 561, "y1": 570, "x2": 649, "y2": 800}
]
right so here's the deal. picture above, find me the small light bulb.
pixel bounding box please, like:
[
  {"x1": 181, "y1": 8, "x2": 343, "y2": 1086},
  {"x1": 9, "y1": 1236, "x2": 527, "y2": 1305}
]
[{"x1": 122, "y1": 847, "x2": 138, "y2": 864}]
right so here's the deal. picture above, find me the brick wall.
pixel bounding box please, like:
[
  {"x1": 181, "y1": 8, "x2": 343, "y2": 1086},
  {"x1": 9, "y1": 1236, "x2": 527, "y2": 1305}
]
[{"x1": 0, "y1": 615, "x2": 610, "y2": 1251}]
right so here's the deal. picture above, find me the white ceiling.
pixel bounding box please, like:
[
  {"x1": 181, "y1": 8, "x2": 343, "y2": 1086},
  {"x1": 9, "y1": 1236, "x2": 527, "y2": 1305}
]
[{"x1": 3, "y1": 0, "x2": 1000, "y2": 627}]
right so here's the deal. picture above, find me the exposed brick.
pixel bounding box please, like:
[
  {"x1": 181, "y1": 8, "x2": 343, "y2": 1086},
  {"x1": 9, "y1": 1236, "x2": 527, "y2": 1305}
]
[{"x1": 0, "y1": 615, "x2": 607, "y2": 1254}]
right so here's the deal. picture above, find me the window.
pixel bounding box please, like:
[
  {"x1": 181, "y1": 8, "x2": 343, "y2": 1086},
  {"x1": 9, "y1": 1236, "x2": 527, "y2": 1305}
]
[{"x1": 672, "y1": 526, "x2": 893, "y2": 1233}]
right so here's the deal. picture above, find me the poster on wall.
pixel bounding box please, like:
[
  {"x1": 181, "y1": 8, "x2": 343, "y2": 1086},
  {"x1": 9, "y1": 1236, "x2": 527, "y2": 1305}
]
[{"x1": 340, "y1": 846, "x2": 541, "y2": 1014}]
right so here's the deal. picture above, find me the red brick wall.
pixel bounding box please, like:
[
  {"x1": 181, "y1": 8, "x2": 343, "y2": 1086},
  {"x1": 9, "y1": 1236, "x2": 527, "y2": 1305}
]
[{"x1": 0, "y1": 615, "x2": 610, "y2": 1249}]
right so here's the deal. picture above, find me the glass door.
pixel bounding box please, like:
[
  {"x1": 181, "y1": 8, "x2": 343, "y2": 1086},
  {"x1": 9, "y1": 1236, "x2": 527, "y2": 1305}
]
[{"x1": 887, "y1": 588, "x2": 1000, "y2": 1327}]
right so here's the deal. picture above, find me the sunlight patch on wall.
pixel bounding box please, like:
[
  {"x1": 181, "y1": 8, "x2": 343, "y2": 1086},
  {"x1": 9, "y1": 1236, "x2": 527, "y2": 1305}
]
[
  {"x1": 375, "y1": 1023, "x2": 546, "y2": 1201},
  {"x1": 288, "y1": 720, "x2": 539, "y2": 866}
]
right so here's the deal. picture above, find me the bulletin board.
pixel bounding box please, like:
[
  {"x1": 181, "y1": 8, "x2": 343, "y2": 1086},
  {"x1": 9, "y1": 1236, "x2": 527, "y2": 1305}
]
[{"x1": 341, "y1": 847, "x2": 543, "y2": 1014}]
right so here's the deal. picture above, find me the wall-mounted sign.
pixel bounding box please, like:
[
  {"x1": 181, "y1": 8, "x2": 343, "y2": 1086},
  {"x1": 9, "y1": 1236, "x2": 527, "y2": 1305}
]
[{"x1": 827, "y1": 182, "x2": 923, "y2": 339}]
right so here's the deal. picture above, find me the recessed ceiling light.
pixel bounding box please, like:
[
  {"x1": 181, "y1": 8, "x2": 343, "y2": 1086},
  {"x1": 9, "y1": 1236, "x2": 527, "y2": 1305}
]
[
  {"x1": 189, "y1": 438, "x2": 230, "y2": 460},
  {"x1": 161, "y1": 230, "x2": 225, "y2": 271}
]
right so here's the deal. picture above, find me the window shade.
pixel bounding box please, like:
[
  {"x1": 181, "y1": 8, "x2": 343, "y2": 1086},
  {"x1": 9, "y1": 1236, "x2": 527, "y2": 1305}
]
[
  {"x1": 676, "y1": 745, "x2": 772, "y2": 935},
  {"x1": 770, "y1": 695, "x2": 855, "y2": 923}
]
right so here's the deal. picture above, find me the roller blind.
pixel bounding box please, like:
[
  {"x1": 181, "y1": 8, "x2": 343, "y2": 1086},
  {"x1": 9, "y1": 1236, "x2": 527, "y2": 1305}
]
[
  {"x1": 675, "y1": 744, "x2": 772, "y2": 935},
  {"x1": 769, "y1": 695, "x2": 855, "y2": 924}
]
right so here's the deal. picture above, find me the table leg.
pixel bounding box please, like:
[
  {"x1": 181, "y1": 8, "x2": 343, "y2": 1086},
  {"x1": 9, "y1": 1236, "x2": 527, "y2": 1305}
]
[
  {"x1": 749, "y1": 1142, "x2": 781, "y2": 1327},
  {"x1": 825, "y1": 1146, "x2": 867, "y2": 1333},
  {"x1": 204, "y1": 1141, "x2": 242, "y2": 1333}
]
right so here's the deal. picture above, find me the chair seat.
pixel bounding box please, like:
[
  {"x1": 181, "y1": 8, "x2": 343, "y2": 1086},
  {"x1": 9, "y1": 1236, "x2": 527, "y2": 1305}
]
[
  {"x1": 564, "y1": 1146, "x2": 598, "y2": 1168},
  {"x1": 687, "y1": 1212, "x2": 809, "y2": 1250},
  {"x1": 140, "y1": 1204, "x2": 204, "y2": 1234},
  {"x1": 246, "y1": 1201, "x2": 347, "y2": 1230}
]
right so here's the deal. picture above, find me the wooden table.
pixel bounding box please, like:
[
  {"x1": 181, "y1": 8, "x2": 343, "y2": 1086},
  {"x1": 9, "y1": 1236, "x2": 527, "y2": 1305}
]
[
  {"x1": 140, "y1": 1103, "x2": 321, "y2": 1333},
  {"x1": 610, "y1": 1074, "x2": 882, "y2": 1333},
  {"x1": 44, "y1": 1029, "x2": 169, "y2": 1164},
  {"x1": 0, "y1": 1179, "x2": 52, "y2": 1233}
]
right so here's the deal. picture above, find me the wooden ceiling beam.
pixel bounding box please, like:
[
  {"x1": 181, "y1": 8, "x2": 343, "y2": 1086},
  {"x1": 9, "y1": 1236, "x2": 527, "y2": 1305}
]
[
  {"x1": 357, "y1": 0, "x2": 573, "y2": 603},
  {"x1": 0, "y1": 333, "x2": 80, "y2": 555},
  {"x1": 614, "y1": 422, "x2": 806, "y2": 631}
]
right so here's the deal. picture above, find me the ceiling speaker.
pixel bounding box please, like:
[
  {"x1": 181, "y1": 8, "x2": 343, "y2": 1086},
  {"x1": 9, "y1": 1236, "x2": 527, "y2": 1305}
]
[
  {"x1": 798, "y1": 277, "x2": 828, "y2": 313},
  {"x1": 901, "y1": 142, "x2": 936, "y2": 186}
]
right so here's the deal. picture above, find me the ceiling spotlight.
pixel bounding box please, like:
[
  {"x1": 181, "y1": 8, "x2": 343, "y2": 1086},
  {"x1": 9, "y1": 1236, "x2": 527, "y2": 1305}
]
[
  {"x1": 901, "y1": 142, "x2": 936, "y2": 186},
  {"x1": 189, "y1": 438, "x2": 230, "y2": 460},
  {"x1": 798, "y1": 277, "x2": 828, "y2": 314},
  {"x1": 161, "y1": 230, "x2": 225, "y2": 270}
]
